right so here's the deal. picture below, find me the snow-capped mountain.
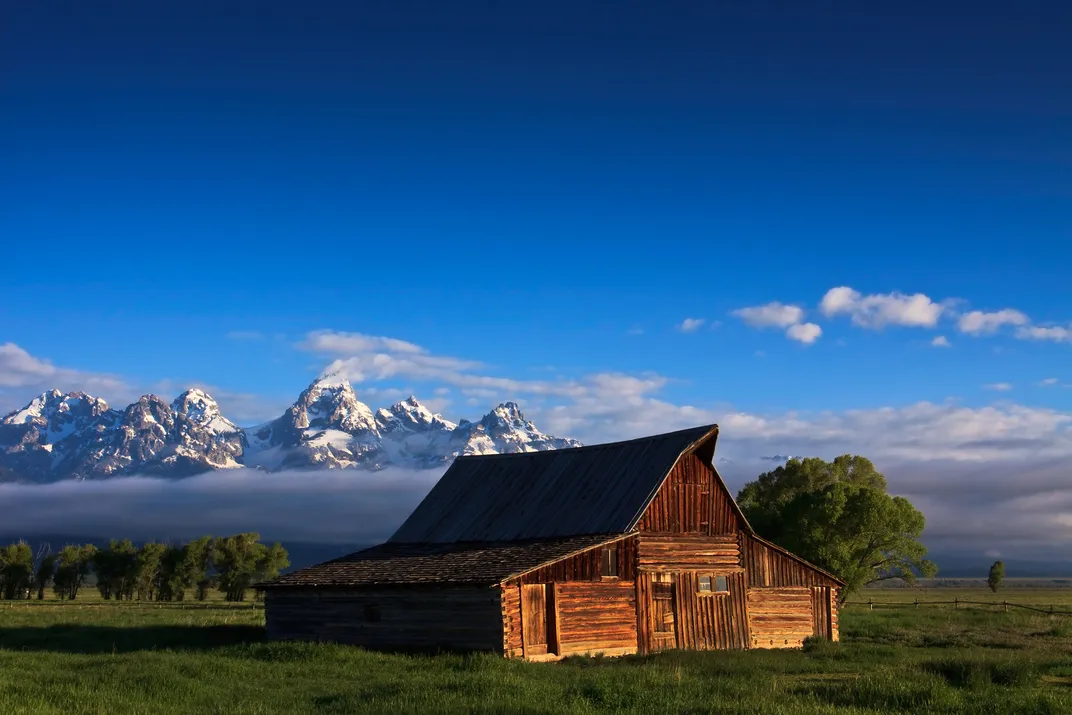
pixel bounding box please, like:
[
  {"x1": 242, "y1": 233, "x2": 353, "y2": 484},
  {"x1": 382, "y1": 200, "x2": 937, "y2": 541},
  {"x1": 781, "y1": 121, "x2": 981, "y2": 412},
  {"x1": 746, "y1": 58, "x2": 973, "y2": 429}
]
[{"x1": 0, "y1": 377, "x2": 580, "y2": 483}]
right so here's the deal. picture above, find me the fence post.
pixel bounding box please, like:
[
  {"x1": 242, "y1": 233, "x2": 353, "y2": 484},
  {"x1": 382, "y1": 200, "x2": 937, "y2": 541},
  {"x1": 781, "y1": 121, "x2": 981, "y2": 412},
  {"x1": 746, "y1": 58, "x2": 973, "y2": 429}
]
[
  {"x1": 954, "y1": 598, "x2": 958, "y2": 610},
  {"x1": 868, "y1": 598, "x2": 873, "y2": 611},
  {"x1": 1004, "y1": 601, "x2": 1008, "y2": 613},
  {"x1": 915, "y1": 598, "x2": 919, "y2": 609}
]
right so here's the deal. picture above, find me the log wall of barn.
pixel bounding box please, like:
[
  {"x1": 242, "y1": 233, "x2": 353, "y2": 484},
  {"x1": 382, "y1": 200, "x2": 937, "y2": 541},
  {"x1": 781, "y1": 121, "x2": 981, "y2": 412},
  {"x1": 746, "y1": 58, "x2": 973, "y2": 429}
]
[
  {"x1": 741, "y1": 533, "x2": 841, "y2": 588},
  {"x1": 672, "y1": 571, "x2": 750, "y2": 650},
  {"x1": 746, "y1": 587, "x2": 815, "y2": 649},
  {"x1": 638, "y1": 534, "x2": 740, "y2": 570},
  {"x1": 265, "y1": 586, "x2": 503, "y2": 652},
  {"x1": 636, "y1": 453, "x2": 739, "y2": 534},
  {"x1": 518, "y1": 536, "x2": 637, "y2": 584}
]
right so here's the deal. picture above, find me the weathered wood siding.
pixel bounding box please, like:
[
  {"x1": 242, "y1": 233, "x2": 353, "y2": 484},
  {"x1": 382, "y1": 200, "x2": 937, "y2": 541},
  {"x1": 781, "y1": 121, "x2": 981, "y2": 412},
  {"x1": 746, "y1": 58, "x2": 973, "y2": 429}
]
[
  {"x1": 556, "y1": 582, "x2": 637, "y2": 656},
  {"x1": 746, "y1": 587, "x2": 815, "y2": 649},
  {"x1": 741, "y1": 533, "x2": 841, "y2": 588},
  {"x1": 519, "y1": 536, "x2": 637, "y2": 584},
  {"x1": 638, "y1": 534, "x2": 740, "y2": 570},
  {"x1": 636, "y1": 453, "x2": 739, "y2": 534},
  {"x1": 265, "y1": 586, "x2": 503, "y2": 652},
  {"x1": 673, "y1": 571, "x2": 749, "y2": 650},
  {"x1": 501, "y1": 580, "x2": 524, "y2": 657}
]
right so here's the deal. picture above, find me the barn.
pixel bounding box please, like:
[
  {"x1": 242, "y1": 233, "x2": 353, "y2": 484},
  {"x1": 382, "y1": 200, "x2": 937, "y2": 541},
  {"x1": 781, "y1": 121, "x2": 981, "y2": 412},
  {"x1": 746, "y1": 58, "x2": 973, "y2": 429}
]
[{"x1": 260, "y1": 424, "x2": 844, "y2": 659}]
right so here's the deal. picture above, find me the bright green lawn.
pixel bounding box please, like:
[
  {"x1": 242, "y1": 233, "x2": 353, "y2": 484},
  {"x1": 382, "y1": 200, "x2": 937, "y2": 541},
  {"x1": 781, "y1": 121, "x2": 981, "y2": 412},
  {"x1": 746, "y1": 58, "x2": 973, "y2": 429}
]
[{"x1": 2, "y1": 592, "x2": 1072, "y2": 714}]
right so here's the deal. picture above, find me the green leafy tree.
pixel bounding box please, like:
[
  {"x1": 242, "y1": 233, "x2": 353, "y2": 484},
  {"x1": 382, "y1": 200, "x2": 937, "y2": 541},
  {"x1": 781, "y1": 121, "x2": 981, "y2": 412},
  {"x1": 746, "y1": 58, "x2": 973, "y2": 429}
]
[
  {"x1": 53, "y1": 544, "x2": 97, "y2": 600},
  {"x1": 135, "y1": 542, "x2": 168, "y2": 600},
  {"x1": 0, "y1": 542, "x2": 35, "y2": 599},
  {"x1": 988, "y1": 561, "x2": 1005, "y2": 593},
  {"x1": 33, "y1": 550, "x2": 58, "y2": 601},
  {"x1": 738, "y1": 455, "x2": 936, "y2": 601},
  {"x1": 212, "y1": 533, "x2": 289, "y2": 601},
  {"x1": 93, "y1": 540, "x2": 139, "y2": 600}
]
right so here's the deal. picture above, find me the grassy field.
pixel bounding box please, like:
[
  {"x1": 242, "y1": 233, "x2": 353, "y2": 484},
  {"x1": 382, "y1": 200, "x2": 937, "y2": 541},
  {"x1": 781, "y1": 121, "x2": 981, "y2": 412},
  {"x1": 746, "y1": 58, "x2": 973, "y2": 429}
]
[{"x1": 3, "y1": 591, "x2": 1072, "y2": 714}]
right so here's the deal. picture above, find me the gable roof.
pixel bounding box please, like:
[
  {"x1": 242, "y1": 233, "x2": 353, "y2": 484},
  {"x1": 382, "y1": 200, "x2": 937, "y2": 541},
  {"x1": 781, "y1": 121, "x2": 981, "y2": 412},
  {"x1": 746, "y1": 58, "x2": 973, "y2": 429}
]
[
  {"x1": 389, "y1": 424, "x2": 721, "y2": 543},
  {"x1": 260, "y1": 534, "x2": 629, "y2": 588}
]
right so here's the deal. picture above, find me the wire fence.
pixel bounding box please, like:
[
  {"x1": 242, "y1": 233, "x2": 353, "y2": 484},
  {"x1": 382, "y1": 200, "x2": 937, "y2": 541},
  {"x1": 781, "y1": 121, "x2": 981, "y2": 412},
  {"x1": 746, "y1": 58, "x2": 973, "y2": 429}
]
[
  {"x1": 844, "y1": 598, "x2": 1072, "y2": 616},
  {"x1": 0, "y1": 600, "x2": 263, "y2": 610}
]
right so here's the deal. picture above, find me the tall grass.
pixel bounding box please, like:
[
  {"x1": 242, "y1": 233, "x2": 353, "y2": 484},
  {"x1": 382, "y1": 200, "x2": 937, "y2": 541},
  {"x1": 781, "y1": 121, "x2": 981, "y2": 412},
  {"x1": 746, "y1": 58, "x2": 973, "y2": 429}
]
[{"x1": 2, "y1": 597, "x2": 1072, "y2": 713}]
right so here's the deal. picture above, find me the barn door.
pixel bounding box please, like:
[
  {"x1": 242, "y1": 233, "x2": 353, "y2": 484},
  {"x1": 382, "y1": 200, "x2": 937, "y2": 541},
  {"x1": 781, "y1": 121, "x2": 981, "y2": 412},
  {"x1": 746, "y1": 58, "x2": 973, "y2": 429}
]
[
  {"x1": 811, "y1": 586, "x2": 832, "y2": 640},
  {"x1": 521, "y1": 583, "x2": 558, "y2": 657},
  {"x1": 650, "y1": 576, "x2": 677, "y2": 652}
]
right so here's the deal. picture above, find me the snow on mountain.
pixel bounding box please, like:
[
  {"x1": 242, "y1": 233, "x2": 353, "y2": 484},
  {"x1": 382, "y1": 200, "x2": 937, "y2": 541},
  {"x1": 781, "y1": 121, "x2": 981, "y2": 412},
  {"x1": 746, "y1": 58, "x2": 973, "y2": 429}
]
[{"x1": 0, "y1": 377, "x2": 581, "y2": 483}]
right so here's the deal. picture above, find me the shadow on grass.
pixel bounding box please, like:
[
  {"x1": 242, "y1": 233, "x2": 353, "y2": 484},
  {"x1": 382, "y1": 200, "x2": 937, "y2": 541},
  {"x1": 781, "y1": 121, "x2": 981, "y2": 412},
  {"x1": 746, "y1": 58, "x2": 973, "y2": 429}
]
[{"x1": 0, "y1": 624, "x2": 265, "y2": 653}]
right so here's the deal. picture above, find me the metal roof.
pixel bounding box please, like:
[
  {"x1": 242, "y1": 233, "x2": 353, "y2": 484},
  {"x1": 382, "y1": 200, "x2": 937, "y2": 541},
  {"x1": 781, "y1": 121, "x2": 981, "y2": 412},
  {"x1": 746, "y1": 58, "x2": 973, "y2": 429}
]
[
  {"x1": 389, "y1": 424, "x2": 720, "y2": 543},
  {"x1": 260, "y1": 534, "x2": 629, "y2": 588}
]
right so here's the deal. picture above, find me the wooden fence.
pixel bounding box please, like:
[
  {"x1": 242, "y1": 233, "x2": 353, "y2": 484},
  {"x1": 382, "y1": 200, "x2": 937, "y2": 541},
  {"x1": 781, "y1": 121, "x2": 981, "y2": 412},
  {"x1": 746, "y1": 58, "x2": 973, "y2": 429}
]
[{"x1": 845, "y1": 598, "x2": 1072, "y2": 616}]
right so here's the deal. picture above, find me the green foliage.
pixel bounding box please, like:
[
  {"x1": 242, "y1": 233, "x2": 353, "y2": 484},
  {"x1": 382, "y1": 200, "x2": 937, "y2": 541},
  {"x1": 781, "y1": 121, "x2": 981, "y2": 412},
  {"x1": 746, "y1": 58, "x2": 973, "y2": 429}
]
[
  {"x1": 212, "y1": 533, "x2": 290, "y2": 602},
  {"x1": 52, "y1": 544, "x2": 97, "y2": 600},
  {"x1": 33, "y1": 551, "x2": 58, "y2": 601},
  {"x1": 738, "y1": 455, "x2": 936, "y2": 599},
  {"x1": 0, "y1": 541, "x2": 34, "y2": 599},
  {"x1": 989, "y1": 561, "x2": 1006, "y2": 593},
  {"x1": 2, "y1": 534, "x2": 288, "y2": 602}
]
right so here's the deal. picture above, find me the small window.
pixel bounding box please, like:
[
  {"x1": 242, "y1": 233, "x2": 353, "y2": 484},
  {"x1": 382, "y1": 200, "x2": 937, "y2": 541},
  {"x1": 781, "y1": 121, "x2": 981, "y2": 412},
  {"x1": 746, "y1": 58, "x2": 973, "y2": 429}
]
[
  {"x1": 364, "y1": 604, "x2": 381, "y2": 622},
  {"x1": 715, "y1": 575, "x2": 729, "y2": 593},
  {"x1": 698, "y1": 576, "x2": 712, "y2": 593},
  {"x1": 600, "y1": 546, "x2": 618, "y2": 577}
]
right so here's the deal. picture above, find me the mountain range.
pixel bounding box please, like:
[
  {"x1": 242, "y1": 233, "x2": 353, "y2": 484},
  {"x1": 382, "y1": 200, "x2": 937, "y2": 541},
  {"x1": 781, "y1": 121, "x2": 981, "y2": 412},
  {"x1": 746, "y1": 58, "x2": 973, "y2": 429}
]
[{"x1": 0, "y1": 375, "x2": 581, "y2": 483}]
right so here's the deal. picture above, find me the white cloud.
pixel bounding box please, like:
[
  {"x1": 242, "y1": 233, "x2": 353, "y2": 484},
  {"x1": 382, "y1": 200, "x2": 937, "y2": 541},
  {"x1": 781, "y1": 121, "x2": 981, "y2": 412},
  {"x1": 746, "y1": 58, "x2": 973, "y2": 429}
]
[
  {"x1": 820, "y1": 286, "x2": 944, "y2": 328},
  {"x1": 1040, "y1": 378, "x2": 1060, "y2": 387},
  {"x1": 786, "y1": 323, "x2": 822, "y2": 345},
  {"x1": 983, "y1": 383, "x2": 1013, "y2": 392},
  {"x1": 931, "y1": 336, "x2": 951, "y2": 348},
  {"x1": 1016, "y1": 325, "x2": 1072, "y2": 343},
  {"x1": 732, "y1": 302, "x2": 805, "y2": 328},
  {"x1": 678, "y1": 318, "x2": 705, "y2": 333},
  {"x1": 957, "y1": 309, "x2": 1029, "y2": 335},
  {"x1": 0, "y1": 343, "x2": 134, "y2": 413}
]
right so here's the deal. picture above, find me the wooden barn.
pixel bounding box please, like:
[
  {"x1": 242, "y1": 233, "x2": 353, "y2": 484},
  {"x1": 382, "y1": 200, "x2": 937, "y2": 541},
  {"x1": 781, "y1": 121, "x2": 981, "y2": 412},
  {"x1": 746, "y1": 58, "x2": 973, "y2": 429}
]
[{"x1": 260, "y1": 425, "x2": 843, "y2": 659}]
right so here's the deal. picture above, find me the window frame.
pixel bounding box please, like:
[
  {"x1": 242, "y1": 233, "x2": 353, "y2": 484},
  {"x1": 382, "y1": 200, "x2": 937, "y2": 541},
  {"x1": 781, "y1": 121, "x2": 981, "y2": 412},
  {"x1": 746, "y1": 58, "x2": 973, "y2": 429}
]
[
  {"x1": 599, "y1": 545, "x2": 619, "y2": 580},
  {"x1": 698, "y1": 573, "x2": 731, "y2": 596}
]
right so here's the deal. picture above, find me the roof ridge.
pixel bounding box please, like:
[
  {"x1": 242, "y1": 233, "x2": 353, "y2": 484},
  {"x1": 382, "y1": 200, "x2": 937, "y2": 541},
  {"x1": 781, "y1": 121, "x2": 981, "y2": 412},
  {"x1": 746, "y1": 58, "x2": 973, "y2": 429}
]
[{"x1": 452, "y1": 423, "x2": 718, "y2": 461}]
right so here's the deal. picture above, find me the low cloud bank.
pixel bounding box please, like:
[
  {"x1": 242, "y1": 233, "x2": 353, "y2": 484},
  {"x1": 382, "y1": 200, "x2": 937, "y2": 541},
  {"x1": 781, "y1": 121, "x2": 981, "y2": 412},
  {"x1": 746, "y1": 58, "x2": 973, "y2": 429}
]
[{"x1": 0, "y1": 467, "x2": 445, "y2": 545}]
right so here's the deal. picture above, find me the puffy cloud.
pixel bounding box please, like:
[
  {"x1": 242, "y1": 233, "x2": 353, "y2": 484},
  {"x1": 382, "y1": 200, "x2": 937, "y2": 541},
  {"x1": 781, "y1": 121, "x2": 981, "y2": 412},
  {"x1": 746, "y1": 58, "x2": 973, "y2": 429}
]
[
  {"x1": 957, "y1": 309, "x2": 1029, "y2": 335},
  {"x1": 820, "y1": 286, "x2": 944, "y2": 328},
  {"x1": 0, "y1": 343, "x2": 134, "y2": 414},
  {"x1": 931, "y1": 336, "x2": 951, "y2": 347},
  {"x1": 678, "y1": 318, "x2": 705, "y2": 333},
  {"x1": 786, "y1": 323, "x2": 822, "y2": 345},
  {"x1": 732, "y1": 302, "x2": 805, "y2": 328},
  {"x1": 1016, "y1": 325, "x2": 1072, "y2": 343}
]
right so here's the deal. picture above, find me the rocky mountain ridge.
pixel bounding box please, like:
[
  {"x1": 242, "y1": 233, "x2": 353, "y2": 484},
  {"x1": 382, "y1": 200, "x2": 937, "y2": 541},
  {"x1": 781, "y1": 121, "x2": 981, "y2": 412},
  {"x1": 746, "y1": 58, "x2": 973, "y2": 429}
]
[{"x1": 0, "y1": 377, "x2": 580, "y2": 483}]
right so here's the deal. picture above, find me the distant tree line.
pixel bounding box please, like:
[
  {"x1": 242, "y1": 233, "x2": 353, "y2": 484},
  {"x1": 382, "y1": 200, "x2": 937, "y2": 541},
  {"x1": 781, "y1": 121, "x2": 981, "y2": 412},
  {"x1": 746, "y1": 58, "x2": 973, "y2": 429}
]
[{"x1": 0, "y1": 533, "x2": 288, "y2": 603}]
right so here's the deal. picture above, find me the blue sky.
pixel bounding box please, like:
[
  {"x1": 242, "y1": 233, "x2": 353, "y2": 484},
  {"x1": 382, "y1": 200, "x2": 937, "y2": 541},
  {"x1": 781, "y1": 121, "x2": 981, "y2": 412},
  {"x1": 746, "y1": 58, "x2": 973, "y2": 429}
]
[{"x1": 3, "y1": 1, "x2": 1070, "y2": 449}]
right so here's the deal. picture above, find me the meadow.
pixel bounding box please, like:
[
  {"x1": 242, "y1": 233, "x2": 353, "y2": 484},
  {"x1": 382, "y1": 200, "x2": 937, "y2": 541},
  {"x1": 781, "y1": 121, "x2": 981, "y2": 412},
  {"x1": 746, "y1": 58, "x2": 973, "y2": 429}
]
[{"x1": 2, "y1": 587, "x2": 1072, "y2": 714}]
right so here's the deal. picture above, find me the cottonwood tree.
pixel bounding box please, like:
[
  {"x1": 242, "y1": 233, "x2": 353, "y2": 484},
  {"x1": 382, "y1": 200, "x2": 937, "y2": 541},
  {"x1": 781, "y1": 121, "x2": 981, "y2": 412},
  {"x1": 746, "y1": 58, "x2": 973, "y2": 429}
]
[
  {"x1": 93, "y1": 539, "x2": 139, "y2": 600},
  {"x1": 737, "y1": 455, "x2": 937, "y2": 601},
  {"x1": 988, "y1": 561, "x2": 1005, "y2": 593},
  {"x1": 53, "y1": 544, "x2": 97, "y2": 600},
  {"x1": 0, "y1": 542, "x2": 34, "y2": 599},
  {"x1": 33, "y1": 548, "x2": 58, "y2": 601},
  {"x1": 212, "y1": 533, "x2": 289, "y2": 601},
  {"x1": 135, "y1": 542, "x2": 168, "y2": 600}
]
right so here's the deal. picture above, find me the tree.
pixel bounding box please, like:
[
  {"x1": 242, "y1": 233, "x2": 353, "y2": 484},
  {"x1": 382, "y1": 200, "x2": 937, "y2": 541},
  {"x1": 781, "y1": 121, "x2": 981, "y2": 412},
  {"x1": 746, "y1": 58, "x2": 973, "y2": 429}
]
[
  {"x1": 737, "y1": 455, "x2": 936, "y2": 601},
  {"x1": 135, "y1": 542, "x2": 168, "y2": 600},
  {"x1": 53, "y1": 544, "x2": 97, "y2": 600},
  {"x1": 93, "y1": 540, "x2": 138, "y2": 600},
  {"x1": 0, "y1": 542, "x2": 35, "y2": 599},
  {"x1": 212, "y1": 533, "x2": 289, "y2": 602},
  {"x1": 32, "y1": 544, "x2": 57, "y2": 601},
  {"x1": 988, "y1": 561, "x2": 1005, "y2": 593}
]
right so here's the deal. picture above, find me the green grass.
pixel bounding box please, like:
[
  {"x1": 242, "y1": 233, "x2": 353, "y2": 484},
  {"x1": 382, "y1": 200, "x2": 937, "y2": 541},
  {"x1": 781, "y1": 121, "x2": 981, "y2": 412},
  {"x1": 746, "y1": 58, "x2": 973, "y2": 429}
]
[{"x1": 3, "y1": 591, "x2": 1072, "y2": 714}]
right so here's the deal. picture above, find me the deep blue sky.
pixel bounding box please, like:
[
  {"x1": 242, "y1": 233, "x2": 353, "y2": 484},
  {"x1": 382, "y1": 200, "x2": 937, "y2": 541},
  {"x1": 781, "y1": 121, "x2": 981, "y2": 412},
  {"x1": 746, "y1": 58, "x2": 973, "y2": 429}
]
[{"x1": 2, "y1": 0, "x2": 1070, "y2": 429}]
